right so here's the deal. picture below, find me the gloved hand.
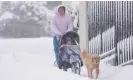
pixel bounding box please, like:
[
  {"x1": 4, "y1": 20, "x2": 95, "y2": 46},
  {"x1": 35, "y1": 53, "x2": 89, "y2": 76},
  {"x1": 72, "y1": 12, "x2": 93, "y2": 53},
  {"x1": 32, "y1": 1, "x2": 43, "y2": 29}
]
[{"x1": 63, "y1": 31, "x2": 68, "y2": 35}]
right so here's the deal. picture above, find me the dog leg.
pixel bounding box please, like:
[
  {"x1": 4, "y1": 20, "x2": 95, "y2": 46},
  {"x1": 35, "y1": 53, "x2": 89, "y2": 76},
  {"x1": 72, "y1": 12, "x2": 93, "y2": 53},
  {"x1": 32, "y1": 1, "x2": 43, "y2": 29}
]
[
  {"x1": 96, "y1": 68, "x2": 99, "y2": 79},
  {"x1": 89, "y1": 68, "x2": 93, "y2": 78},
  {"x1": 86, "y1": 66, "x2": 90, "y2": 78}
]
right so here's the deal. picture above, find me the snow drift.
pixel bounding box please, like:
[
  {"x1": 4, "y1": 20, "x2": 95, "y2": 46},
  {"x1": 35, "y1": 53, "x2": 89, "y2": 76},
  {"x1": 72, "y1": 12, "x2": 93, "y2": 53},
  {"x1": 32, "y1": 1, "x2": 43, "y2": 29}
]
[{"x1": 0, "y1": 37, "x2": 133, "y2": 80}]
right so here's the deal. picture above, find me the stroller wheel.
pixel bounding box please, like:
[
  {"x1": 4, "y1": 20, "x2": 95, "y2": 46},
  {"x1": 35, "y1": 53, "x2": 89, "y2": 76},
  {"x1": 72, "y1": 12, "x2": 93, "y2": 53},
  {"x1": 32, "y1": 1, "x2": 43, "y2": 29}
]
[
  {"x1": 71, "y1": 62, "x2": 81, "y2": 75},
  {"x1": 63, "y1": 66, "x2": 68, "y2": 71},
  {"x1": 62, "y1": 62, "x2": 69, "y2": 71}
]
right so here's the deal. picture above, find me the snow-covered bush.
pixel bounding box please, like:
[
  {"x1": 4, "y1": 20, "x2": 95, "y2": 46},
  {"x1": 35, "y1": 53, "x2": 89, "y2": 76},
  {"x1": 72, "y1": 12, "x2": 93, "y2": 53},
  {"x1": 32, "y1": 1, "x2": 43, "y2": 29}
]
[
  {"x1": 66, "y1": 4, "x2": 79, "y2": 32},
  {"x1": 0, "y1": 1, "x2": 56, "y2": 38}
]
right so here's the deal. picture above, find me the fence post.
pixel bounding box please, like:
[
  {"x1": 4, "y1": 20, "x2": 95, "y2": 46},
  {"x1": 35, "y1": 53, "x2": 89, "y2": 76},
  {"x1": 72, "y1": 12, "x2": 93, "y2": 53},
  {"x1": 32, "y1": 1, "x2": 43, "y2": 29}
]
[{"x1": 115, "y1": 25, "x2": 118, "y2": 66}]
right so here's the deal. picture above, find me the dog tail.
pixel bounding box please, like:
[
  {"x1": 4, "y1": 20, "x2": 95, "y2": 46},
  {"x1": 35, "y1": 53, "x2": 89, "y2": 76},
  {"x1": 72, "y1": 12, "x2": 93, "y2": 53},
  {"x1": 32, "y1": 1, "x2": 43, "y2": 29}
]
[{"x1": 81, "y1": 49, "x2": 87, "y2": 53}]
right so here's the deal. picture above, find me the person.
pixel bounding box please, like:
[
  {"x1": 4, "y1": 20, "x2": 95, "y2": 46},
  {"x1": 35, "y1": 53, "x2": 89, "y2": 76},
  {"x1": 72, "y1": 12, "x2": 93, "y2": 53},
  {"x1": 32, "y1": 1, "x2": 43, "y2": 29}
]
[{"x1": 50, "y1": 5, "x2": 73, "y2": 69}]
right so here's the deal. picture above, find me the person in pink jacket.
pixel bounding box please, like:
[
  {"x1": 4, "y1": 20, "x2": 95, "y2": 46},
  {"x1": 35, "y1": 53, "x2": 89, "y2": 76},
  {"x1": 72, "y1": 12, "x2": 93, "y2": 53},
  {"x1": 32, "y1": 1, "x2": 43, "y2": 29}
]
[{"x1": 50, "y1": 5, "x2": 73, "y2": 69}]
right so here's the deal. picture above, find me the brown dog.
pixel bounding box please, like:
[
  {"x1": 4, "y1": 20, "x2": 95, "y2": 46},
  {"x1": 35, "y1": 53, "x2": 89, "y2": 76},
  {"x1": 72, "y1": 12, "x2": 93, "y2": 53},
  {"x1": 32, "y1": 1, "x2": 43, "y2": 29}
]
[{"x1": 80, "y1": 49, "x2": 100, "y2": 79}]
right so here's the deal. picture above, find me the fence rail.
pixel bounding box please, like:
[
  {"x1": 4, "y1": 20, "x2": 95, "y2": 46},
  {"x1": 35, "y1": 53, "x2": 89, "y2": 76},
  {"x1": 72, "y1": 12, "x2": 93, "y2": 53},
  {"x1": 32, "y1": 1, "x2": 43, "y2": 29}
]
[{"x1": 87, "y1": 1, "x2": 133, "y2": 66}]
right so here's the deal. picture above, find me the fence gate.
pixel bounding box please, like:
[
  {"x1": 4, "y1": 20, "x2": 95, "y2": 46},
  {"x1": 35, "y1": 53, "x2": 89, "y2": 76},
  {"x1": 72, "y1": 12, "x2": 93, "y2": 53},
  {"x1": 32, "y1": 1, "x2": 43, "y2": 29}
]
[{"x1": 87, "y1": 1, "x2": 133, "y2": 66}]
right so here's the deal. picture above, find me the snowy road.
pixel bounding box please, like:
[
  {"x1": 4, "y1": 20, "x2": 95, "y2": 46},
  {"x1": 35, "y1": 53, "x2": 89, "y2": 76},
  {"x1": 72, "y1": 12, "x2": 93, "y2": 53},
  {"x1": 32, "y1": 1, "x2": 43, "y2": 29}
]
[{"x1": 0, "y1": 37, "x2": 133, "y2": 80}]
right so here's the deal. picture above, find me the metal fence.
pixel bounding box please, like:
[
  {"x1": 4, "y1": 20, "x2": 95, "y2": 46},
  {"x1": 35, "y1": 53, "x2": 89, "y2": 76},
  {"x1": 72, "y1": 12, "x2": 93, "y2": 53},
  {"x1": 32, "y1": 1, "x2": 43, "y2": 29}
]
[{"x1": 87, "y1": 1, "x2": 133, "y2": 65}]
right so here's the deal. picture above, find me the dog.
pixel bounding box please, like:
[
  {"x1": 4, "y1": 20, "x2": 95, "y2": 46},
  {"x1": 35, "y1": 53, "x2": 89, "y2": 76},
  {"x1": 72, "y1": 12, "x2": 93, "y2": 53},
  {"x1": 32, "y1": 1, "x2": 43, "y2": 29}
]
[{"x1": 80, "y1": 49, "x2": 100, "y2": 79}]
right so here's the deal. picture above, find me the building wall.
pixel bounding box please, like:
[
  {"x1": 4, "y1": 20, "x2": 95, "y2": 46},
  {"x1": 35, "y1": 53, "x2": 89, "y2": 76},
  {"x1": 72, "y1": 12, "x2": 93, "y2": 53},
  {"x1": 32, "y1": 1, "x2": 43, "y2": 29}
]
[{"x1": 78, "y1": 2, "x2": 88, "y2": 51}]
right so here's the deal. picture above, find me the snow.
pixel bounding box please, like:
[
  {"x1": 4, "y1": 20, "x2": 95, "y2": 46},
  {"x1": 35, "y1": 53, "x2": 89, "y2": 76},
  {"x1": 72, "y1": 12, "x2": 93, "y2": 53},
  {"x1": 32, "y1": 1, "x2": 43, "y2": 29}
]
[
  {"x1": 0, "y1": 11, "x2": 14, "y2": 21},
  {"x1": 100, "y1": 48, "x2": 115, "y2": 59},
  {"x1": 20, "y1": 4, "x2": 26, "y2": 11},
  {"x1": 39, "y1": 6, "x2": 47, "y2": 15},
  {"x1": 32, "y1": 16, "x2": 39, "y2": 21},
  {"x1": 119, "y1": 59, "x2": 133, "y2": 67},
  {"x1": 101, "y1": 54, "x2": 115, "y2": 64},
  {"x1": 117, "y1": 36, "x2": 133, "y2": 65},
  {"x1": 0, "y1": 37, "x2": 133, "y2": 80},
  {"x1": 26, "y1": 12, "x2": 32, "y2": 16}
]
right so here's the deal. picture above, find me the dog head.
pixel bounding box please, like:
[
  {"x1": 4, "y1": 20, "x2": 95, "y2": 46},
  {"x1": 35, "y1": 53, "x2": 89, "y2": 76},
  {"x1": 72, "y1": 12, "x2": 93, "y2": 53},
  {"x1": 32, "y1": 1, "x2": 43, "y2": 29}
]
[{"x1": 92, "y1": 55, "x2": 100, "y2": 64}]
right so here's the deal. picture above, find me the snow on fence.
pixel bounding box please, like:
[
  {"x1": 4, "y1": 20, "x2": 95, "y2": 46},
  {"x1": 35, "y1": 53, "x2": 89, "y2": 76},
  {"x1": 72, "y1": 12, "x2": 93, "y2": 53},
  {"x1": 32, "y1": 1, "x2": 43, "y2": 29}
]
[
  {"x1": 102, "y1": 26, "x2": 115, "y2": 53},
  {"x1": 88, "y1": 33, "x2": 101, "y2": 54},
  {"x1": 117, "y1": 36, "x2": 133, "y2": 65},
  {"x1": 88, "y1": 26, "x2": 115, "y2": 55},
  {"x1": 87, "y1": 1, "x2": 133, "y2": 66}
]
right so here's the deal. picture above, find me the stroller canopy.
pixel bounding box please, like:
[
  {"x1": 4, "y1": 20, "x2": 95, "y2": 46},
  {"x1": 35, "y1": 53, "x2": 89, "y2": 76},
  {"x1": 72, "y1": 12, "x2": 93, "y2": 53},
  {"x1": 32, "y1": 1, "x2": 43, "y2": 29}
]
[{"x1": 60, "y1": 31, "x2": 79, "y2": 45}]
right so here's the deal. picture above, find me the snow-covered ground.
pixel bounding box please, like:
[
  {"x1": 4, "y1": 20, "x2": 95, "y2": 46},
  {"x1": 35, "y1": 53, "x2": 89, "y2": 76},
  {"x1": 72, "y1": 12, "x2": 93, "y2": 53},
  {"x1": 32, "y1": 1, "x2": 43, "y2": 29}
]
[{"x1": 0, "y1": 37, "x2": 133, "y2": 80}]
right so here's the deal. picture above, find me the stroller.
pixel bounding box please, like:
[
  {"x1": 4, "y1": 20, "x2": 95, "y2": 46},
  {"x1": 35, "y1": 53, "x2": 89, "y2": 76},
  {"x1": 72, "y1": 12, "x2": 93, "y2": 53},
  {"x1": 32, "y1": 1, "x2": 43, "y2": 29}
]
[{"x1": 55, "y1": 31, "x2": 83, "y2": 75}]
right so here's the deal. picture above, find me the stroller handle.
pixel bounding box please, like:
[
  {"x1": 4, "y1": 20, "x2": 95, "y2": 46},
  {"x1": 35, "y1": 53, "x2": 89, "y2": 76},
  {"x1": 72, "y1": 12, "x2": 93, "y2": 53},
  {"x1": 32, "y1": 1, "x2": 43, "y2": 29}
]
[{"x1": 58, "y1": 31, "x2": 80, "y2": 47}]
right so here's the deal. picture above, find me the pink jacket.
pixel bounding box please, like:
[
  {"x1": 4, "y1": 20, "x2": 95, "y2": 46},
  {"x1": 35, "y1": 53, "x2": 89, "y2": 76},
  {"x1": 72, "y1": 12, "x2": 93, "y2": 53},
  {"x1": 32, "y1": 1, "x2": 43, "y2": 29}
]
[{"x1": 50, "y1": 5, "x2": 73, "y2": 37}]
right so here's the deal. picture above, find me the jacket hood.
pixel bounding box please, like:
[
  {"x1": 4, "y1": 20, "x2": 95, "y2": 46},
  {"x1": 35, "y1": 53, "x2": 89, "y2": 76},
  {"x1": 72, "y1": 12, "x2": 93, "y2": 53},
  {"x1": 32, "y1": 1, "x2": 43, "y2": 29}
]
[{"x1": 54, "y1": 5, "x2": 69, "y2": 16}]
